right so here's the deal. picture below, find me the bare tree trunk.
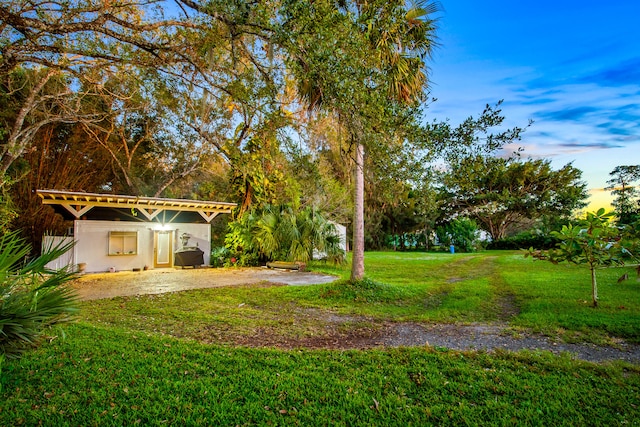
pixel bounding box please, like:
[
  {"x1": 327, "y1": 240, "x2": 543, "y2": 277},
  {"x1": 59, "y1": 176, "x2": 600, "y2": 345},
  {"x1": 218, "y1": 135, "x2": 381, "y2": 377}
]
[{"x1": 350, "y1": 142, "x2": 365, "y2": 281}]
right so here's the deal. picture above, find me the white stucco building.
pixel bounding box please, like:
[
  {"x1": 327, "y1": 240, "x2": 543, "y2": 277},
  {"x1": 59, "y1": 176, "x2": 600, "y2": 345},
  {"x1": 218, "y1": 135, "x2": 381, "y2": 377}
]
[{"x1": 38, "y1": 190, "x2": 236, "y2": 273}]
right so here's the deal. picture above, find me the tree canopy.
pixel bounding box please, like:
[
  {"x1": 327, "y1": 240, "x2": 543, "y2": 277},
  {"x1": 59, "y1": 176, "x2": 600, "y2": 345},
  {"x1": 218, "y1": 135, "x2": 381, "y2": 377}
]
[
  {"x1": 0, "y1": 0, "x2": 201, "y2": 182},
  {"x1": 1, "y1": 0, "x2": 602, "y2": 269},
  {"x1": 441, "y1": 156, "x2": 588, "y2": 241},
  {"x1": 606, "y1": 165, "x2": 640, "y2": 225}
]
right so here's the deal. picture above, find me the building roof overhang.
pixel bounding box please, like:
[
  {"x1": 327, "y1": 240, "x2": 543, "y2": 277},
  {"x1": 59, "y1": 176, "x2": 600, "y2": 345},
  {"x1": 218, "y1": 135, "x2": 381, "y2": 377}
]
[{"x1": 37, "y1": 190, "x2": 237, "y2": 224}]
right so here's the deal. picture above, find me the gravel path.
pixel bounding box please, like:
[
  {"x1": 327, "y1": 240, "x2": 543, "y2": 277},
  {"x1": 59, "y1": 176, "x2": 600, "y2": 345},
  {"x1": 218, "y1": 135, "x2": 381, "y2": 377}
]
[{"x1": 379, "y1": 322, "x2": 640, "y2": 364}]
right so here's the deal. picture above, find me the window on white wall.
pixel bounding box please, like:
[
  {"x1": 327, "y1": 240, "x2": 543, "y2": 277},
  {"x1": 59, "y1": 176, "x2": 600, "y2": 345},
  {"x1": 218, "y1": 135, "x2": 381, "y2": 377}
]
[{"x1": 108, "y1": 231, "x2": 138, "y2": 255}]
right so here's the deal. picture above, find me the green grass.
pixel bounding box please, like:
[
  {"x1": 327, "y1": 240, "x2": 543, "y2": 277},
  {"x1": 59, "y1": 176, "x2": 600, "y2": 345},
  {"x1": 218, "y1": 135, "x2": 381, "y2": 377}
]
[
  {"x1": 496, "y1": 253, "x2": 640, "y2": 343},
  {"x1": 2, "y1": 250, "x2": 640, "y2": 425},
  {"x1": 301, "y1": 253, "x2": 499, "y2": 321},
  {"x1": 310, "y1": 251, "x2": 640, "y2": 343},
  {"x1": 74, "y1": 251, "x2": 640, "y2": 344},
  {"x1": 1, "y1": 324, "x2": 639, "y2": 426}
]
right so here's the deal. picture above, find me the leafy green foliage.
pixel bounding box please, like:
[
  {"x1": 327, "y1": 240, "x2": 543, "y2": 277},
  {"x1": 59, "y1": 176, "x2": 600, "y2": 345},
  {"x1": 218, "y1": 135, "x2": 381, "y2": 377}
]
[
  {"x1": 0, "y1": 192, "x2": 17, "y2": 235},
  {"x1": 226, "y1": 204, "x2": 345, "y2": 265},
  {"x1": 426, "y1": 101, "x2": 529, "y2": 163},
  {"x1": 620, "y1": 219, "x2": 640, "y2": 260},
  {"x1": 527, "y1": 209, "x2": 634, "y2": 307},
  {"x1": 283, "y1": 137, "x2": 353, "y2": 224},
  {"x1": 0, "y1": 231, "x2": 78, "y2": 358},
  {"x1": 209, "y1": 246, "x2": 230, "y2": 267},
  {"x1": 606, "y1": 165, "x2": 640, "y2": 225},
  {"x1": 435, "y1": 217, "x2": 481, "y2": 252},
  {"x1": 442, "y1": 156, "x2": 588, "y2": 241},
  {"x1": 487, "y1": 230, "x2": 561, "y2": 250},
  {"x1": 226, "y1": 113, "x2": 296, "y2": 213}
]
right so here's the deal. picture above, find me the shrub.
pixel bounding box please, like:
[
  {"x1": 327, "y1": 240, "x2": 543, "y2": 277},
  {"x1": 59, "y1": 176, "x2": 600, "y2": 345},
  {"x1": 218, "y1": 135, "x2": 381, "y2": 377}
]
[
  {"x1": 435, "y1": 217, "x2": 481, "y2": 253},
  {"x1": 0, "y1": 231, "x2": 78, "y2": 358},
  {"x1": 210, "y1": 246, "x2": 229, "y2": 267},
  {"x1": 488, "y1": 230, "x2": 561, "y2": 250},
  {"x1": 225, "y1": 205, "x2": 345, "y2": 265}
]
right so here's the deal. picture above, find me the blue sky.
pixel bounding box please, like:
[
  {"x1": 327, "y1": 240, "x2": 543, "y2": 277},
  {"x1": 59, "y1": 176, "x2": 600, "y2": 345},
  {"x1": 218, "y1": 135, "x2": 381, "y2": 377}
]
[{"x1": 426, "y1": 0, "x2": 640, "y2": 209}]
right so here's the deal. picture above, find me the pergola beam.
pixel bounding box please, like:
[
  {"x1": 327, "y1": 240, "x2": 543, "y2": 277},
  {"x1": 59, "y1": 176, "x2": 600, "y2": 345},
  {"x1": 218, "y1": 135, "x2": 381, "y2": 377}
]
[
  {"x1": 37, "y1": 190, "x2": 236, "y2": 223},
  {"x1": 59, "y1": 203, "x2": 95, "y2": 218},
  {"x1": 198, "y1": 211, "x2": 220, "y2": 222}
]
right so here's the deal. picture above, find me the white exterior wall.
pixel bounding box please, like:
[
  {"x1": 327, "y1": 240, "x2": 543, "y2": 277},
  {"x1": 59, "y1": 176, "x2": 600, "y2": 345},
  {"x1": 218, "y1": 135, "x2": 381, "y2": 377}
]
[
  {"x1": 313, "y1": 222, "x2": 348, "y2": 259},
  {"x1": 334, "y1": 223, "x2": 347, "y2": 252},
  {"x1": 42, "y1": 236, "x2": 75, "y2": 271},
  {"x1": 74, "y1": 220, "x2": 211, "y2": 273}
]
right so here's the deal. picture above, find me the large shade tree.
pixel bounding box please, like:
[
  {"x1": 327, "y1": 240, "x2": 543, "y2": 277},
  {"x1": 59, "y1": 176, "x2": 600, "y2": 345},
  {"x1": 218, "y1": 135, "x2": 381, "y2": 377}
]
[
  {"x1": 441, "y1": 156, "x2": 588, "y2": 240},
  {"x1": 0, "y1": 0, "x2": 205, "y2": 185},
  {"x1": 0, "y1": 0, "x2": 293, "y2": 202}
]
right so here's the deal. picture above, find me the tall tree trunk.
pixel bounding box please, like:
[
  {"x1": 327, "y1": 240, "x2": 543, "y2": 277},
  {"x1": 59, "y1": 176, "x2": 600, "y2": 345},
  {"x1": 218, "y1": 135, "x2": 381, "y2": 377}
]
[
  {"x1": 351, "y1": 142, "x2": 365, "y2": 281},
  {"x1": 591, "y1": 264, "x2": 598, "y2": 308}
]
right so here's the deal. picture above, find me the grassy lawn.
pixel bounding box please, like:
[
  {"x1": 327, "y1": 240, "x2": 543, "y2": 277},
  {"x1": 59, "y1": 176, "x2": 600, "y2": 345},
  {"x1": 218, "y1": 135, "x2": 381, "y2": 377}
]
[{"x1": 1, "y1": 251, "x2": 640, "y2": 425}]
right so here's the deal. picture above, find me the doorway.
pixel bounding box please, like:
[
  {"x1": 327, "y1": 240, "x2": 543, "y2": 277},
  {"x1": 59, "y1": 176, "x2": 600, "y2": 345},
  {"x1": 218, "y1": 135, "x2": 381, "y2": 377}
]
[{"x1": 154, "y1": 231, "x2": 173, "y2": 268}]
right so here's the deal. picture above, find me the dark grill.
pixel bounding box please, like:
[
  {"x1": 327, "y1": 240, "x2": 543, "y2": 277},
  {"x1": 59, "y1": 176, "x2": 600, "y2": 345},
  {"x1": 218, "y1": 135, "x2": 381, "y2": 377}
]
[{"x1": 174, "y1": 246, "x2": 204, "y2": 268}]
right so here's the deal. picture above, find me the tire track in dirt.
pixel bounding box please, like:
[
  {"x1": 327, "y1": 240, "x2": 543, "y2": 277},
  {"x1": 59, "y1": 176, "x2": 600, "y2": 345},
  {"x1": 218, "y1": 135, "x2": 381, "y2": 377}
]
[
  {"x1": 426, "y1": 255, "x2": 520, "y2": 321},
  {"x1": 482, "y1": 256, "x2": 522, "y2": 321}
]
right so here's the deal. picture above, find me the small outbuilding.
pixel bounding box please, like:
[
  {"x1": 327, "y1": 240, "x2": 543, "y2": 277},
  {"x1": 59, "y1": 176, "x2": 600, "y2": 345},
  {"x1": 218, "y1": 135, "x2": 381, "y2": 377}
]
[{"x1": 38, "y1": 189, "x2": 236, "y2": 273}]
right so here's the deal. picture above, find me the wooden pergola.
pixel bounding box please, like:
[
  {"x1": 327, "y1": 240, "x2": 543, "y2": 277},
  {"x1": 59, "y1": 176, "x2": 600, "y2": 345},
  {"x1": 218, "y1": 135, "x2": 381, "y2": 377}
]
[{"x1": 37, "y1": 190, "x2": 236, "y2": 224}]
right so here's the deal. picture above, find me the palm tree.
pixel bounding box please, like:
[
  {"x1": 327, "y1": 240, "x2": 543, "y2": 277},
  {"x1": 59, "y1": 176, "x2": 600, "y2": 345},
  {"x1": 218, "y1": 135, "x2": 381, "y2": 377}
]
[{"x1": 282, "y1": 0, "x2": 438, "y2": 280}]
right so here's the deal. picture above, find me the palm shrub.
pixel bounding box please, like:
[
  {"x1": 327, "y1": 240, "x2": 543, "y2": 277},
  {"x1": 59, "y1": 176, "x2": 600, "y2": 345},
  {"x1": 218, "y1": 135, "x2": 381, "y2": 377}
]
[
  {"x1": 226, "y1": 205, "x2": 345, "y2": 265},
  {"x1": 0, "y1": 231, "x2": 78, "y2": 358}
]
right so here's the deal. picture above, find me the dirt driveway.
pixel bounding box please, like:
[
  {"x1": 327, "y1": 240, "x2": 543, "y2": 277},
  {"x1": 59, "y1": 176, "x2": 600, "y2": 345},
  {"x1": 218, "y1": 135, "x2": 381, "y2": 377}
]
[
  {"x1": 72, "y1": 267, "x2": 338, "y2": 301},
  {"x1": 71, "y1": 266, "x2": 640, "y2": 364}
]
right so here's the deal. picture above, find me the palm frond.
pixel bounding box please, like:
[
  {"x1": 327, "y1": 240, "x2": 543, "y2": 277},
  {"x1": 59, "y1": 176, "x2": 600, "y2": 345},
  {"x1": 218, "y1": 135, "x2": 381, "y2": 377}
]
[
  {"x1": 228, "y1": 204, "x2": 345, "y2": 264},
  {"x1": 0, "y1": 232, "x2": 78, "y2": 359}
]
